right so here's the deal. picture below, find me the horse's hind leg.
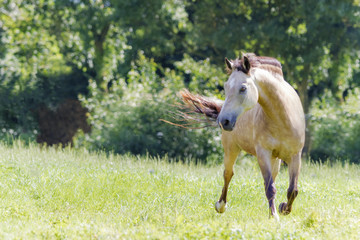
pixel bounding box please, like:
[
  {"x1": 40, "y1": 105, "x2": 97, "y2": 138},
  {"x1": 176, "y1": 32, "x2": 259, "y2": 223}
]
[
  {"x1": 279, "y1": 151, "x2": 301, "y2": 215},
  {"x1": 256, "y1": 147, "x2": 281, "y2": 220},
  {"x1": 215, "y1": 143, "x2": 240, "y2": 213}
]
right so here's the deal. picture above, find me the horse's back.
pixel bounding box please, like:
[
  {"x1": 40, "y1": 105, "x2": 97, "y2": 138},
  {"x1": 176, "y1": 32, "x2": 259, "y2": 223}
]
[{"x1": 256, "y1": 80, "x2": 305, "y2": 158}]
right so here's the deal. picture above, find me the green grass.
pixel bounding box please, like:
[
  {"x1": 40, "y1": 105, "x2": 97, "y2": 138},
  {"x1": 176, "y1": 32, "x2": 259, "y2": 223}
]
[{"x1": 0, "y1": 142, "x2": 359, "y2": 239}]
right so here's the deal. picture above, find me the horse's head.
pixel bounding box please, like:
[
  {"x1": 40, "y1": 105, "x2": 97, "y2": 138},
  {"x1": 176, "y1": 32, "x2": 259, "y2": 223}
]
[{"x1": 217, "y1": 55, "x2": 258, "y2": 131}]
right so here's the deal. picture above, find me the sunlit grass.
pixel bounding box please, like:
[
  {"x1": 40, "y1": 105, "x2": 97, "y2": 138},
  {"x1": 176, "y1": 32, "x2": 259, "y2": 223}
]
[{"x1": 0, "y1": 141, "x2": 359, "y2": 239}]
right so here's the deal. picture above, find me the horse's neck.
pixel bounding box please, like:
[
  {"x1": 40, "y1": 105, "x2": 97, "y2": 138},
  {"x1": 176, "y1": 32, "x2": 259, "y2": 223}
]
[{"x1": 253, "y1": 68, "x2": 293, "y2": 122}]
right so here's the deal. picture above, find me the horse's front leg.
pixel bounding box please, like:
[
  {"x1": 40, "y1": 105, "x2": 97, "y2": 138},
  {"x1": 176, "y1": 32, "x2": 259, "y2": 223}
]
[
  {"x1": 215, "y1": 142, "x2": 240, "y2": 213},
  {"x1": 279, "y1": 151, "x2": 301, "y2": 215},
  {"x1": 256, "y1": 146, "x2": 280, "y2": 220}
]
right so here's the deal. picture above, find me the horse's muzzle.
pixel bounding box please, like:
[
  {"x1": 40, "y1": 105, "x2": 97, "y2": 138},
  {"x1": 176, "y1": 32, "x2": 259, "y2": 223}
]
[{"x1": 217, "y1": 115, "x2": 236, "y2": 131}]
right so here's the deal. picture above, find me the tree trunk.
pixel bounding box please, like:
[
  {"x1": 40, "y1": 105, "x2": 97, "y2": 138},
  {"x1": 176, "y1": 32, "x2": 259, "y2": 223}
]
[
  {"x1": 297, "y1": 64, "x2": 312, "y2": 158},
  {"x1": 93, "y1": 23, "x2": 110, "y2": 90}
]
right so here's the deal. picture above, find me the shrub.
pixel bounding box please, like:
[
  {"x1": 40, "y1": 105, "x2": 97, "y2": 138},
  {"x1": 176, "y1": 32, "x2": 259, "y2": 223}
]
[
  {"x1": 309, "y1": 89, "x2": 360, "y2": 163},
  {"x1": 0, "y1": 68, "x2": 88, "y2": 143},
  {"x1": 76, "y1": 54, "x2": 223, "y2": 163}
]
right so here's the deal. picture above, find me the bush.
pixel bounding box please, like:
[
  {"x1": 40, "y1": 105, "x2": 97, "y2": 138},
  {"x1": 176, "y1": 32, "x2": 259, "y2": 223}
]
[
  {"x1": 309, "y1": 89, "x2": 360, "y2": 163},
  {"x1": 174, "y1": 54, "x2": 226, "y2": 98},
  {"x1": 76, "y1": 54, "x2": 223, "y2": 163},
  {"x1": 0, "y1": 68, "x2": 88, "y2": 143}
]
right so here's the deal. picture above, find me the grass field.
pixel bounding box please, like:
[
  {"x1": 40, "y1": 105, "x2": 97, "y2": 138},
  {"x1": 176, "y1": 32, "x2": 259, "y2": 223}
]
[{"x1": 0, "y1": 142, "x2": 359, "y2": 239}]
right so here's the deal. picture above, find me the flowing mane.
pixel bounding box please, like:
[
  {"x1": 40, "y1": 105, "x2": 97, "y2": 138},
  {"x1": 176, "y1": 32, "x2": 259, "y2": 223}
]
[{"x1": 231, "y1": 53, "x2": 283, "y2": 79}]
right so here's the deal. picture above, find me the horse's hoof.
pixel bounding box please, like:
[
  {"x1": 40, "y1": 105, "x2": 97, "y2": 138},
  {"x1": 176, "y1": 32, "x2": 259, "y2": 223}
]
[
  {"x1": 273, "y1": 212, "x2": 280, "y2": 221},
  {"x1": 269, "y1": 207, "x2": 280, "y2": 221},
  {"x1": 215, "y1": 200, "x2": 226, "y2": 213},
  {"x1": 279, "y1": 202, "x2": 290, "y2": 215}
]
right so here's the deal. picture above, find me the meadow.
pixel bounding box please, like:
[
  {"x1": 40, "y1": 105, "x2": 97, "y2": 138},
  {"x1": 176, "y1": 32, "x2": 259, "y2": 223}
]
[{"x1": 0, "y1": 141, "x2": 359, "y2": 239}]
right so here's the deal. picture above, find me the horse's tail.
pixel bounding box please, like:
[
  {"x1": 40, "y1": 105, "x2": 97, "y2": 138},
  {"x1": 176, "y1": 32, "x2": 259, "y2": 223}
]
[{"x1": 161, "y1": 89, "x2": 223, "y2": 129}]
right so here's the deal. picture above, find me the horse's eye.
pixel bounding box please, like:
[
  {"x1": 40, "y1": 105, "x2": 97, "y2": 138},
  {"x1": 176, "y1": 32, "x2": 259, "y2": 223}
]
[{"x1": 239, "y1": 86, "x2": 247, "y2": 93}]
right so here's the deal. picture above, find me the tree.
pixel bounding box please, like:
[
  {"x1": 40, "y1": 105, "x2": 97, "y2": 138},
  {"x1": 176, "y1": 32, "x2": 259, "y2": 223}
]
[{"x1": 185, "y1": 0, "x2": 360, "y2": 154}]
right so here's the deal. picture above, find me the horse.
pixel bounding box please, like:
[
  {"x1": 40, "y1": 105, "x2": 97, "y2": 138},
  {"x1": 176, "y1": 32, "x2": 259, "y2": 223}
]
[{"x1": 178, "y1": 53, "x2": 305, "y2": 220}]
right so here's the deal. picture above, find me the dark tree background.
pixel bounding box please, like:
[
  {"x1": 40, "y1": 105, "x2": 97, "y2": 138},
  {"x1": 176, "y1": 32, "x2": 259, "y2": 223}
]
[{"x1": 1, "y1": 0, "x2": 360, "y2": 162}]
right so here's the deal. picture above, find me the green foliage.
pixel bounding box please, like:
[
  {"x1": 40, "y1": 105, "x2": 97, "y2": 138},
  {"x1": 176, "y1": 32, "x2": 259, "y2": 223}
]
[
  {"x1": 0, "y1": 68, "x2": 88, "y2": 140},
  {"x1": 113, "y1": 0, "x2": 189, "y2": 65},
  {"x1": 0, "y1": 142, "x2": 360, "y2": 238},
  {"x1": 187, "y1": 0, "x2": 360, "y2": 112},
  {"x1": 175, "y1": 54, "x2": 226, "y2": 98},
  {"x1": 77, "y1": 54, "x2": 222, "y2": 162},
  {"x1": 310, "y1": 88, "x2": 360, "y2": 163},
  {"x1": 0, "y1": 1, "x2": 89, "y2": 139},
  {"x1": 1, "y1": 0, "x2": 360, "y2": 163}
]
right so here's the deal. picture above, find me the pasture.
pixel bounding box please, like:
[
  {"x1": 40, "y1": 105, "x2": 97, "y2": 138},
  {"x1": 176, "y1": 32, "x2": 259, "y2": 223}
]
[{"x1": 0, "y1": 142, "x2": 359, "y2": 239}]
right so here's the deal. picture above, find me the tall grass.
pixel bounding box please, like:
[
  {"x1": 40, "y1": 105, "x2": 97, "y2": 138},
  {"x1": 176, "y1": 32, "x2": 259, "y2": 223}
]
[{"x1": 0, "y1": 141, "x2": 359, "y2": 239}]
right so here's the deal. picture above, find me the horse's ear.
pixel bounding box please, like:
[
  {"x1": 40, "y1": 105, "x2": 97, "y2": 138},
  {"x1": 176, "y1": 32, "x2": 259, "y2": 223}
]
[
  {"x1": 225, "y1": 57, "x2": 233, "y2": 71},
  {"x1": 242, "y1": 55, "x2": 251, "y2": 73}
]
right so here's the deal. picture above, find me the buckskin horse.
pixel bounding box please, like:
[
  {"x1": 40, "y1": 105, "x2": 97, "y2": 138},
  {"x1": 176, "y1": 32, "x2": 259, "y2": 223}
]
[{"x1": 178, "y1": 53, "x2": 305, "y2": 220}]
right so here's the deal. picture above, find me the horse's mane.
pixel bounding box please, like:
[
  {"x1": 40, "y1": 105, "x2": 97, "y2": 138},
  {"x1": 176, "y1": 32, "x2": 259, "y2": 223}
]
[{"x1": 232, "y1": 53, "x2": 283, "y2": 78}]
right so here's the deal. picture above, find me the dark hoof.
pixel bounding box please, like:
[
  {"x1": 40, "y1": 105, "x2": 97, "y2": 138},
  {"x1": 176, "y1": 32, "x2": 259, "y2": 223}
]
[{"x1": 279, "y1": 202, "x2": 291, "y2": 215}]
